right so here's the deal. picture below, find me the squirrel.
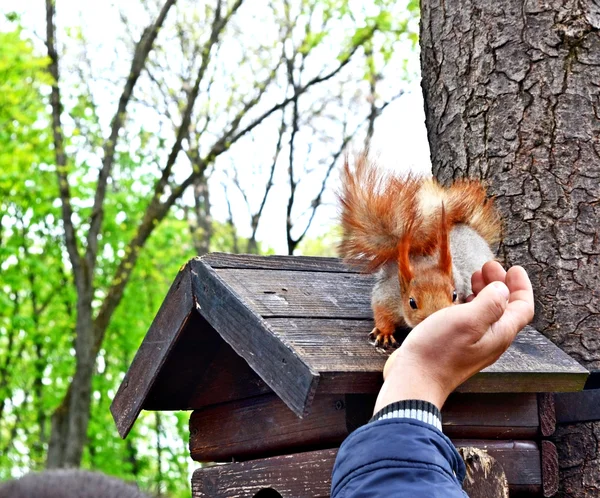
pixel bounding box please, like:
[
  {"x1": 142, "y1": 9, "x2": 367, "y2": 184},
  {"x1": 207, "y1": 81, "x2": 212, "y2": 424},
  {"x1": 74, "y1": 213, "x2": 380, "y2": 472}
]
[{"x1": 338, "y1": 154, "x2": 502, "y2": 348}]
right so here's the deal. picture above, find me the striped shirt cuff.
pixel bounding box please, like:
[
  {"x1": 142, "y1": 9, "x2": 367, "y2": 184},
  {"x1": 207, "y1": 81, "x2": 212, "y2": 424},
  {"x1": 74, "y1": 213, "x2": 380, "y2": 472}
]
[{"x1": 370, "y1": 399, "x2": 443, "y2": 432}]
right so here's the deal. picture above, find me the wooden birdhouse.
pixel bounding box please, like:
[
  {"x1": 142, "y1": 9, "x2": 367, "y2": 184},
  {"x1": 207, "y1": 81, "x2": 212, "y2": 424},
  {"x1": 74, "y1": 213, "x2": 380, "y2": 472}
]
[{"x1": 111, "y1": 254, "x2": 588, "y2": 497}]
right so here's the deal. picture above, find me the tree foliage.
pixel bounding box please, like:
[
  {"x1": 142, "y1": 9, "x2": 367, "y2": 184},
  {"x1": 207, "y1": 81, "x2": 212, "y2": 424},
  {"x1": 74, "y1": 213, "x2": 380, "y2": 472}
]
[{"x1": 0, "y1": 0, "x2": 418, "y2": 494}]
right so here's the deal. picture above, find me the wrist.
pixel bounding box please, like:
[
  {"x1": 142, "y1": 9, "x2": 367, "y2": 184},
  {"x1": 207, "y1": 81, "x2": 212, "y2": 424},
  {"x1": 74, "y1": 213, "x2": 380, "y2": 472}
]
[
  {"x1": 374, "y1": 363, "x2": 450, "y2": 414},
  {"x1": 370, "y1": 399, "x2": 442, "y2": 431}
]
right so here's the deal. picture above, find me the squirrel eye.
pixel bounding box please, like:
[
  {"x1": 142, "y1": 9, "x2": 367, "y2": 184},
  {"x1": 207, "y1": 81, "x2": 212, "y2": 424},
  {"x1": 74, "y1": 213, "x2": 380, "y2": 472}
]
[
  {"x1": 409, "y1": 297, "x2": 418, "y2": 309},
  {"x1": 452, "y1": 290, "x2": 458, "y2": 302}
]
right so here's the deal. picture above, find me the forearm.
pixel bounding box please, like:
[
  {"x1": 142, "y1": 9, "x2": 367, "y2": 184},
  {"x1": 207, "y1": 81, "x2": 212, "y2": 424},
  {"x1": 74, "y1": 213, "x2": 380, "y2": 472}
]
[{"x1": 330, "y1": 417, "x2": 466, "y2": 498}]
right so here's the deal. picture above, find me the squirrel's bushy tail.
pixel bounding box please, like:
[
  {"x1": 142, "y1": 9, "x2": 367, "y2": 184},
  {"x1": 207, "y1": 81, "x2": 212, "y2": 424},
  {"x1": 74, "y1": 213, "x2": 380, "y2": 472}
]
[
  {"x1": 443, "y1": 179, "x2": 502, "y2": 247},
  {"x1": 338, "y1": 154, "x2": 502, "y2": 270},
  {"x1": 338, "y1": 155, "x2": 421, "y2": 270},
  {"x1": 413, "y1": 177, "x2": 502, "y2": 248}
]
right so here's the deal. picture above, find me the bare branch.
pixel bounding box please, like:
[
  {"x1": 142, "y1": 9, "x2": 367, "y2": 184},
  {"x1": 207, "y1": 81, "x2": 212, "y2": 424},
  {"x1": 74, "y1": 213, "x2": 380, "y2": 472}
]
[
  {"x1": 190, "y1": 173, "x2": 212, "y2": 255},
  {"x1": 86, "y1": 0, "x2": 177, "y2": 270},
  {"x1": 222, "y1": 183, "x2": 240, "y2": 254},
  {"x1": 93, "y1": 1, "x2": 374, "y2": 345},
  {"x1": 248, "y1": 113, "x2": 286, "y2": 252},
  {"x1": 144, "y1": 63, "x2": 177, "y2": 121},
  {"x1": 296, "y1": 133, "x2": 351, "y2": 245},
  {"x1": 364, "y1": 42, "x2": 377, "y2": 149},
  {"x1": 92, "y1": 172, "x2": 196, "y2": 350},
  {"x1": 230, "y1": 168, "x2": 251, "y2": 212},
  {"x1": 152, "y1": 0, "x2": 243, "y2": 202},
  {"x1": 288, "y1": 90, "x2": 403, "y2": 251},
  {"x1": 286, "y1": 96, "x2": 300, "y2": 254},
  {"x1": 206, "y1": 29, "x2": 373, "y2": 164},
  {"x1": 92, "y1": 0, "x2": 244, "y2": 349},
  {"x1": 45, "y1": 0, "x2": 84, "y2": 286}
]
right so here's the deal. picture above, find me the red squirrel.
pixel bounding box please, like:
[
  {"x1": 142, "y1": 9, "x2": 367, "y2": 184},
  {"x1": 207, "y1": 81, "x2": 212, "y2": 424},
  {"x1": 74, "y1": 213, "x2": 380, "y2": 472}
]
[{"x1": 339, "y1": 155, "x2": 502, "y2": 348}]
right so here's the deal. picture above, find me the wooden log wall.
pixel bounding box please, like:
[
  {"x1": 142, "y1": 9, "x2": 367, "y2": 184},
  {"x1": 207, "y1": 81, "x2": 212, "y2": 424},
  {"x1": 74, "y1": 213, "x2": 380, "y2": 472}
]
[
  {"x1": 192, "y1": 442, "x2": 545, "y2": 497},
  {"x1": 189, "y1": 392, "x2": 543, "y2": 462},
  {"x1": 189, "y1": 389, "x2": 559, "y2": 496}
]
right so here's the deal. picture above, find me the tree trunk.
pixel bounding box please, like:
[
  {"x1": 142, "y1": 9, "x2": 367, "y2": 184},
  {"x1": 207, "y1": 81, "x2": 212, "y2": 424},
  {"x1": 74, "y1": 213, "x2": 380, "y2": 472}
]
[
  {"x1": 47, "y1": 293, "x2": 95, "y2": 468},
  {"x1": 420, "y1": 1, "x2": 600, "y2": 496},
  {"x1": 189, "y1": 173, "x2": 212, "y2": 256}
]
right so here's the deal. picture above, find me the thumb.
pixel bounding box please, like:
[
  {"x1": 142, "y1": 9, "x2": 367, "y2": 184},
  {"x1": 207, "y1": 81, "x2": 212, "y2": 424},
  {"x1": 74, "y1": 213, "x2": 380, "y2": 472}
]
[{"x1": 468, "y1": 281, "x2": 510, "y2": 327}]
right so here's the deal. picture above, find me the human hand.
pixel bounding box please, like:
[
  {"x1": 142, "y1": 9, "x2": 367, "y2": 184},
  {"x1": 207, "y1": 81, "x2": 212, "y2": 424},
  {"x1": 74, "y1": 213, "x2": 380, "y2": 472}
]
[{"x1": 373, "y1": 261, "x2": 535, "y2": 413}]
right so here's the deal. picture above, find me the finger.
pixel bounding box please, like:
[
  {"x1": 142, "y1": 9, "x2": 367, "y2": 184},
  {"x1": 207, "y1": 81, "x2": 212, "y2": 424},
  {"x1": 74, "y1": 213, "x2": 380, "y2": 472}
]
[
  {"x1": 505, "y1": 266, "x2": 535, "y2": 308},
  {"x1": 478, "y1": 266, "x2": 535, "y2": 353},
  {"x1": 481, "y1": 260, "x2": 507, "y2": 286},
  {"x1": 499, "y1": 266, "x2": 535, "y2": 331},
  {"x1": 466, "y1": 281, "x2": 510, "y2": 331},
  {"x1": 471, "y1": 270, "x2": 485, "y2": 295}
]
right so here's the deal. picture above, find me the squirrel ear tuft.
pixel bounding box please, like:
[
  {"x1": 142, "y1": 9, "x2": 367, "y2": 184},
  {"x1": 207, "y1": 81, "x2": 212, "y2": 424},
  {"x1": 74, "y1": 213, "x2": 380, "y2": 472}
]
[
  {"x1": 438, "y1": 203, "x2": 453, "y2": 276},
  {"x1": 397, "y1": 231, "x2": 414, "y2": 290}
]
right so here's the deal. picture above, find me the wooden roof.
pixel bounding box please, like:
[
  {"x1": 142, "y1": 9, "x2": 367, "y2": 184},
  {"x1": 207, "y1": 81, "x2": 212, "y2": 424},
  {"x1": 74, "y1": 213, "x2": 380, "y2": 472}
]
[{"x1": 110, "y1": 253, "x2": 588, "y2": 438}]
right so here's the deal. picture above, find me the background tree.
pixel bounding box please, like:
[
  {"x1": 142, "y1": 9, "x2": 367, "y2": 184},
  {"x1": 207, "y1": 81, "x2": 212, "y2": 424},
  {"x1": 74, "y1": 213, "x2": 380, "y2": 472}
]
[
  {"x1": 420, "y1": 1, "x2": 600, "y2": 496},
  {"x1": 0, "y1": 21, "x2": 71, "y2": 471},
  {"x1": 1, "y1": 0, "x2": 418, "y2": 494},
  {"x1": 44, "y1": 0, "x2": 401, "y2": 469}
]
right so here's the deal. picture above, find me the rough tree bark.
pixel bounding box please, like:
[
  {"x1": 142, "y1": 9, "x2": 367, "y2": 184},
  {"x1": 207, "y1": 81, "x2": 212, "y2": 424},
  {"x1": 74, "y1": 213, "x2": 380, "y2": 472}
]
[{"x1": 420, "y1": 1, "x2": 600, "y2": 496}]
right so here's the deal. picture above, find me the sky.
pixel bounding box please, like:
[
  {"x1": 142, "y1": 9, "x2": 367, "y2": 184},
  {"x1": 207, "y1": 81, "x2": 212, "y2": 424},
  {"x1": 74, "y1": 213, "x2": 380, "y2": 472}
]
[{"x1": 4, "y1": 0, "x2": 432, "y2": 254}]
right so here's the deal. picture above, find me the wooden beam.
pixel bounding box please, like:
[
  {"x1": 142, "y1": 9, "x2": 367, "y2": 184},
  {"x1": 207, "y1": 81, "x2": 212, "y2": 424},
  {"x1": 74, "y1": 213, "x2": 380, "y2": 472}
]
[
  {"x1": 189, "y1": 392, "x2": 540, "y2": 462},
  {"x1": 538, "y1": 393, "x2": 556, "y2": 437},
  {"x1": 265, "y1": 318, "x2": 588, "y2": 394},
  {"x1": 554, "y1": 389, "x2": 600, "y2": 424},
  {"x1": 202, "y1": 253, "x2": 358, "y2": 273},
  {"x1": 191, "y1": 442, "x2": 542, "y2": 497},
  {"x1": 189, "y1": 259, "x2": 319, "y2": 417},
  {"x1": 110, "y1": 265, "x2": 194, "y2": 438},
  {"x1": 541, "y1": 441, "x2": 559, "y2": 497},
  {"x1": 189, "y1": 394, "x2": 349, "y2": 462},
  {"x1": 192, "y1": 448, "x2": 338, "y2": 498}
]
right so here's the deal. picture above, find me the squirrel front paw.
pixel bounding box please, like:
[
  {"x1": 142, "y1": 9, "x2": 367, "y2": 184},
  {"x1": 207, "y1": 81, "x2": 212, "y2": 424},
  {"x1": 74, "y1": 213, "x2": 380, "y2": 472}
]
[{"x1": 368, "y1": 327, "x2": 398, "y2": 349}]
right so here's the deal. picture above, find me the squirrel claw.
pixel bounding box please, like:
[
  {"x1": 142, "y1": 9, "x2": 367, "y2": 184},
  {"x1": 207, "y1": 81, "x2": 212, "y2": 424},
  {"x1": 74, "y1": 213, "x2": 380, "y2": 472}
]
[{"x1": 369, "y1": 327, "x2": 398, "y2": 349}]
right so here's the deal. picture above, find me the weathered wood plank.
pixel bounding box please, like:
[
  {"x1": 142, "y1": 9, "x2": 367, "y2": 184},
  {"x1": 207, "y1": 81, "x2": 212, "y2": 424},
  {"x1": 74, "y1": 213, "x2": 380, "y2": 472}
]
[
  {"x1": 202, "y1": 253, "x2": 358, "y2": 273},
  {"x1": 554, "y1": 389, "x2": 600, "y2": 424},
  {"x1": 189, "y1": 392, "x2": 540, "y2": 462},
  {"x1": 189, "y1": 259, "x2": 319, "y2": 417},
  {"x1": 110, "y1": 265, "x2": 194, "y2": 438},
  {"x1": 143, "y1": 312, "x2": 222, "y2": 410},
  {"x1": 215, "y1": 268, "x2": 373, "y2": 319},
  {"x1": 187, "y1": 342, "x2": 272, "y2": 408},
  {"x1": 538, "y1": 393, "x2": 556, "y2": 438},
  {"x1": 444, "y1": 393, "x2": 539, "y2": 439},
  {"x1": 266, "y1": 319, "x2": 588, "y2": 394},
  {"x1": 541, "y1": 441, "x2": 558, "y2": 497},
  {"x1": 189, "y1": 393, "x2": 349, "y2": 462},
  {"x1": 192, "y1": 442, "x2": 542, "y2": 497},
  {"x1": 192, "y1": 448, "x2": 337, "y2": 498},
  {"x1": 455, "y1": 440, "x2": 541, "y2": 487}
]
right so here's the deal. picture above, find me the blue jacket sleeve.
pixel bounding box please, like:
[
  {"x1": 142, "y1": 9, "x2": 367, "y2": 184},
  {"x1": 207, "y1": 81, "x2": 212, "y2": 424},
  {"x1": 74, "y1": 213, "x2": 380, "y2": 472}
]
[{"x1": 330, "y1": 418, "x2": 467, "y2": 497}]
